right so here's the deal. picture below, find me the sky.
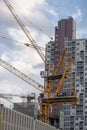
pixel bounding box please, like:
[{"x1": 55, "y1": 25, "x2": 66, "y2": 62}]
[{"x1": 0, "y1": 0, "x2": 87, "y2": 106}]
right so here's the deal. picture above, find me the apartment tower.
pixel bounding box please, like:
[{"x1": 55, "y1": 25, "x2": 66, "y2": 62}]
[
  {"x1": 63, "y1": 39, "x2": 87, "y2": 130},
  {"x1": 45, "y1": 17, "x2": 76, "y2": 128},
  {"x1": 54, "y1": 16, "x2": 76, "y2": 67}
]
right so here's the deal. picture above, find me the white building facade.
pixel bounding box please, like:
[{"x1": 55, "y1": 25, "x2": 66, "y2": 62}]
[
  {"x1": 0, "y1": 104, "x2": 60, "y2": 130},
  {"x1": 63, "y1": 38, "x2": 87, "y2": 130}
]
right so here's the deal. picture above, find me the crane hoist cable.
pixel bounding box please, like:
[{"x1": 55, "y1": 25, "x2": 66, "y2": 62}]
[
  {"x1": 17, "y1": 11, "x2": 53, "y2": 40},
  {"x1": 0, "y1": 35, "x2": 45, "y2": 51},
  {"x1": 7, "y1": 0, "x2": 53, "y2": 40}
]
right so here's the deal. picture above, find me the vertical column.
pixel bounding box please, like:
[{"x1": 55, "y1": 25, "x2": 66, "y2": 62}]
[{"x1": 0, "y1": 105, "x2": 3, "y2": 130}]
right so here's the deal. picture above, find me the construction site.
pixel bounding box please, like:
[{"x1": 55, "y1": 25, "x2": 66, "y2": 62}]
[{"x1": 0, "y1": 0, "x2": 82, "y2": 130}]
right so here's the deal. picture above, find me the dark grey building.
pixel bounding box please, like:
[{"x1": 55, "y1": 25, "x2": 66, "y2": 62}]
[{"x1": 14, "y1": 102, "x2": 36, "y2": 118}]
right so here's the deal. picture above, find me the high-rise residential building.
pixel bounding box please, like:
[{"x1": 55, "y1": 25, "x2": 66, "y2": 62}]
[
  {"x1": 54, "y1": 16, "x2": 76, "y2": 67},
  {"x1": 63, "y1": 38, "x2": 87, "y2": 130},
  {"x1": 45, "y1": 17, "x2": 76, "y2": 128}
]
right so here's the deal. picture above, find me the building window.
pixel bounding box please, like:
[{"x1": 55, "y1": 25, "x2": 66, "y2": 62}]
[{"x1": 77, "y1": 42, "x2": 80, "y2": 45}]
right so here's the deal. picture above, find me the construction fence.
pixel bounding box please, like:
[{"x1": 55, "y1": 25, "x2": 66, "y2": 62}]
[{"x1": 0, "y1": 105, "x2": 60, "y2": 130}]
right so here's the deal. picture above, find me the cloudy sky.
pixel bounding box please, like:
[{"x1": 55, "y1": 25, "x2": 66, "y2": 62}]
[{"x1": 0, "y1": 0, "x2": 87, "y2": 106}]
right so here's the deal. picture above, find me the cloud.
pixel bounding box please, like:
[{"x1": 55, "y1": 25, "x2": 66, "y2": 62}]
[
  {"x1": 0, "y1": 52, "x2": 10, "y2": 62},
  {"x1": 11, "y1": 0, "x2": 46, "y2": 14},
  {"x1": 33, "y1": 63, "x2": 44, "y2": 69},
  {"x1": 72, "y1": 7, "x2": 82, "y2": 22},
  {"x1": 46, "y1": 8, "x2": 58, "y2": 17}
]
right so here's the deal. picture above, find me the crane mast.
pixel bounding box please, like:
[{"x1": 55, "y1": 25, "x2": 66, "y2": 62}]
[
  {"x1": 44, "y1": 48, "x2": 67, "y2": 96},
  {"x1": 0, "y1": 59, "x2": 44, "y2": 92},
  {"x1": 3, "y1": 0, "x2": 52, "y2": 72},
  {"x1": 54, "y1": 48, "x2": 67, "y2": 74},
  {"x1": 54, "y1": 56, "x2": 73, "y2": 96}
]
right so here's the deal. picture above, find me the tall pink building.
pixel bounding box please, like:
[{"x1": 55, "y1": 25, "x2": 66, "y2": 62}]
[{"x1": 54, "y1": 16, "x2": 76, "y2": 66}]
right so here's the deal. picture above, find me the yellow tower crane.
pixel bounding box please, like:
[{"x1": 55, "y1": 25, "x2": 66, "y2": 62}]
[
  {"x1": 3, "y1": 0, "x2": 78, "y2": 124},
  {"x1": 39, "y1": 55, "x2": 77, "y2": 123},
  {"x1": 44, "y1": 48, "x2": 67, "y2": 97}
]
